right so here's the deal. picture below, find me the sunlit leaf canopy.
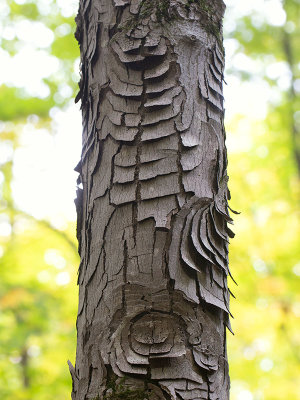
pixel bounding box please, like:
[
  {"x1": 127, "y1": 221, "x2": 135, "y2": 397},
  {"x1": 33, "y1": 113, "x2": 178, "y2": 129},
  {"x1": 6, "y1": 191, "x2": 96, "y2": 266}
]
[{"x1": 0, "y1": 0, "x2": 299, "y2": 399}]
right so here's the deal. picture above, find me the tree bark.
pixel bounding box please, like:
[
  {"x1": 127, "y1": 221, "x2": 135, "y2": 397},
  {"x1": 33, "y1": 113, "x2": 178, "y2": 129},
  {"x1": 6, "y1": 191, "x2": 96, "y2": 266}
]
[{"x1": 70, "y1": 1, "x2": 233, "y2": 399}]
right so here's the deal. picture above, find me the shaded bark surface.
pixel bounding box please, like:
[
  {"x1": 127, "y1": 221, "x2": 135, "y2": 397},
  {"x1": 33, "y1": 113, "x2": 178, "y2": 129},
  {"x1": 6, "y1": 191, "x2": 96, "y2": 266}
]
[{"x1": 70, "y1": 1, "x2": 233, "y2": 399}]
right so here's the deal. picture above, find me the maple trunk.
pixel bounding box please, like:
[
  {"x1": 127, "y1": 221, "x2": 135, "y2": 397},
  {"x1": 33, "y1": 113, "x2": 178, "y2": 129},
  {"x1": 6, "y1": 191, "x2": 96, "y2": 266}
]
[{"x1": 70, "y1": 1, "x2": 233, "y2": 399}]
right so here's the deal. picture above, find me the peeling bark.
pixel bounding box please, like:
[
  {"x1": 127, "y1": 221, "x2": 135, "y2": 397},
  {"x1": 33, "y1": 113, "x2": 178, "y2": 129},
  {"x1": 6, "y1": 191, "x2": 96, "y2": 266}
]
[{"x1": 72, "y1": 1, "x2": 233, "y2": 399}]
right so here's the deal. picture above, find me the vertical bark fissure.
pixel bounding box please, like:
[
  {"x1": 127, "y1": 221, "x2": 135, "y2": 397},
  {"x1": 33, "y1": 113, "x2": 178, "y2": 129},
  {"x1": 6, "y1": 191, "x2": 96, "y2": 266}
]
[
  {"x1": 133, "y1": 50, "x2": 146, "y2": 245},
  {"x1": 71, "y1": 1, "x2": 232, "y2": 399}
]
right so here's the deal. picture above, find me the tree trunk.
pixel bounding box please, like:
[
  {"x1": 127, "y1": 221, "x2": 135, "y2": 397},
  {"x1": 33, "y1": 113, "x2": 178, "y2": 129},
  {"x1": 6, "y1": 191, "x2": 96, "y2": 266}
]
[{"x1": 70, "y1": 1, "x2": 233, "y2": 399}]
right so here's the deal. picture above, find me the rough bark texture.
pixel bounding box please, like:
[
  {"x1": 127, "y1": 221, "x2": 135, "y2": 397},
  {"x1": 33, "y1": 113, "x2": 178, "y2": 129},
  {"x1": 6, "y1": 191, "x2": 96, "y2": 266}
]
[{"x1": 71, "y1": 1, "x2": 234, "y2": 399}]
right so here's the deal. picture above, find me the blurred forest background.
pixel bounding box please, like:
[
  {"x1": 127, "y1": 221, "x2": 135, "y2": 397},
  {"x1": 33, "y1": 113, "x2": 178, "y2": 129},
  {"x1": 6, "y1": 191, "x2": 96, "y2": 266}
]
[{"x1": 0, "y1": 0, "x2": 299, "y2": 399}]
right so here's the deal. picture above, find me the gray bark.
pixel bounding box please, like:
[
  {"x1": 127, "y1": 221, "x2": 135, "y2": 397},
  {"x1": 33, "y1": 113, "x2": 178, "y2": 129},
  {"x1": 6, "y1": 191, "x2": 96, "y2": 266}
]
[{"x1": 70, "y1": 1, "x2": 234, "y2": 399}]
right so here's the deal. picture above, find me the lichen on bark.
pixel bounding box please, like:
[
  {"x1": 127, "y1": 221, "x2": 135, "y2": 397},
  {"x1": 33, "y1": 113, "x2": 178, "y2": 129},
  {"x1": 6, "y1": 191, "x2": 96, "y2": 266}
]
[{"x1": 116, "y1": 0, "x2": 225, "y2": 50}]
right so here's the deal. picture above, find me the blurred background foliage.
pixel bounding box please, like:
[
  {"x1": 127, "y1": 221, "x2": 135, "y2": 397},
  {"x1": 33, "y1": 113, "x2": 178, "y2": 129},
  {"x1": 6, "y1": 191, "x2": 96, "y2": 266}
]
[{"x1": 0, "y1": 0, "x2": 299, "y2": 399}]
